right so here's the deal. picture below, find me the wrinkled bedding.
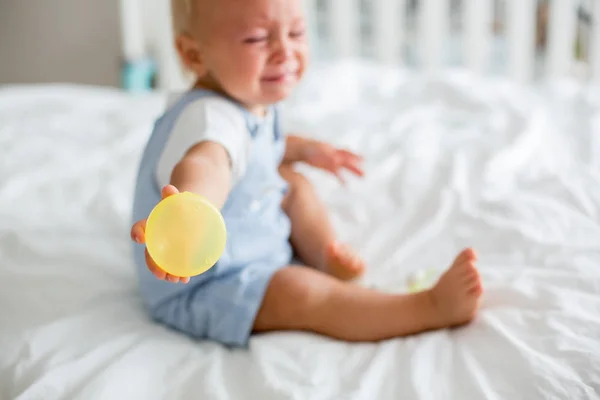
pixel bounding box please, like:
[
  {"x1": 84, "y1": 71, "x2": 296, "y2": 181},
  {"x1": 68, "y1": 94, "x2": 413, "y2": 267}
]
[{"x1": 1, "y1": 63, "x2": 599, "y2": 399}]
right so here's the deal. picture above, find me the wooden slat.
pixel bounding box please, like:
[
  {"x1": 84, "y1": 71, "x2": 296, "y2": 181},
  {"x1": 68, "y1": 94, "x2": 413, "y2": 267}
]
[
  {"x1": 373, "y1": 0, "x2": 405, "y2": 64},
  {"x1": 418, "y1": 0, "x2": 449, "y2": 73},
  {"x1": 329, "y1": 0, "x2": 361, "y2": 58},
  {"x1": 506, "y1": 0, "x2": 537, "y2": 82},
  {"x1": 463, "y1": 0, "x2": 493, "y2": 74},
  {"x1": 547, "y1": 0, "x2": 578, "y2": 79},
  {"x1": 592, "y1": 0, "x2": 600, "y2": 82}
]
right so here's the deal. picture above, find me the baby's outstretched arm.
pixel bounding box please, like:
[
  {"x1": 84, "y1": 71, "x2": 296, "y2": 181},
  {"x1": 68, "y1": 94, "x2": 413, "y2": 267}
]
[
  {"x1": 131, "y1": 142, "x2": 232, "y2": 283},
  {"x1": 169, "y1": 142, "x2": 232, "y2": 208}
]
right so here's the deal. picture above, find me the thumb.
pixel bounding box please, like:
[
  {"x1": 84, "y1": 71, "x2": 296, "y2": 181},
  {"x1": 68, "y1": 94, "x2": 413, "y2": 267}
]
[
  {"x1": 131, "y1": 219, "x2": 147, "y2": 244},
  {"x1": 161, "y1": 185, "x2": 180, "y2": 199},
  {"x1": 133, "y1": 185, "x2": 179, "y2": 244}
]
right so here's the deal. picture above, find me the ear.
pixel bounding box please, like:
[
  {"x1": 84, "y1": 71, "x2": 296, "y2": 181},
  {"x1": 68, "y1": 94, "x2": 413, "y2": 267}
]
[{"x1": 175, "y1": 34, "x2": 207, "y2": 77}]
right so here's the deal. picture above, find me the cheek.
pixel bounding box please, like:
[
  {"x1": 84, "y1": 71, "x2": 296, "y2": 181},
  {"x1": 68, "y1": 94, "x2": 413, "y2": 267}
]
[
  {"x1": 211, "y1": 46, "x2": 261, "y2": 75},
  {"x1": 231, "y1": 50, "x2": 266, "y2": 80}
]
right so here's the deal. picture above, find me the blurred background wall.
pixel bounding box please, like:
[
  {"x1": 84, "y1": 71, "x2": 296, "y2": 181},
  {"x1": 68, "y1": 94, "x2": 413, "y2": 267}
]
[{"x1": 0, "y1": 0, "x2": 121, "y2": 86}]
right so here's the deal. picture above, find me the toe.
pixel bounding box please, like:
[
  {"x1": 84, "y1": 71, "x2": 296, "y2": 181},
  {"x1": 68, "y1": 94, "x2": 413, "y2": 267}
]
[
  {"x1": 464, "y1": 275, "x2": 478, "y2": 289},
  {"x1": 327, "y1": 241, "x2": 340, "y2": 259},
  {"x1": 463, "y1": 267, "x2": 480, "y2": 283},
  {"x1": 325, "y1": 242, "x2": 365, "y2": 279},
  {"x1": 468, "y1": 276, "x2": 483, "y2": 291},
  {"x1": 466, "y1": 248, "x2": 477, "y2": 260},
  {"x1": 462, "y1": 260, "x2": 477, "y2": 275},
  {"x1": 450, "y1": 260, "x2": 471, "y2": 278},
  {"x1": 352, "y1": 258, "x2": 365, "y2": 272},
  {"x1": 348, "y1": 251, "x2": 360, "y2": 267},
  {"x1": 453, "y1": 251, "x2": 467, "y2": 265},
  {"x1": 337, "y1": 245, "x2": 352, "y2": 262},
  {"x1": 469, "y1": 282, "x2": 483, "y2": 295},
  {"x1": 347, "y1": 249, "x2": 365, "y2": 271},
  {"x1": 453, "y1": 248, "x2": 473, "y2": 266},
  {"x1": 460, "y1": 248, "x2": 477, "y2": 264}
]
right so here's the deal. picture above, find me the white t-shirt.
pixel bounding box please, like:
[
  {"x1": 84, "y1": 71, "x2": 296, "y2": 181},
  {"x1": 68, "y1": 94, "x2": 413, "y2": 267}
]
[{"x1": 155, "y1": 96, "x2": 252, "y2": 189}]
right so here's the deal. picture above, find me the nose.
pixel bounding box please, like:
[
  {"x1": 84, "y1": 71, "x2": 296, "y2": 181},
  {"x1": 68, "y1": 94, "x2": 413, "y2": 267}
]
[{"x1": 270, "y1": 34, "x2": 293, "y2": 64}]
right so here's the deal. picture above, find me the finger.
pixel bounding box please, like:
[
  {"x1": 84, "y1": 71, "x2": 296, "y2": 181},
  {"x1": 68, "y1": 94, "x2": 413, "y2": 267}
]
[
  {"x1": 342, "y1": 159, "x2": 365, "y2": 177},
  {"x1": 145, "y1": 248, "x2": 167, "y2": 280},
  {"x1": 161, "y1": 185, "x2": 180, "y2": 199},
  {"x1": 335, "y1": 170, "x2": 346, "y2": 185},
  {"x1": 339, "y1": 149, "x2": 363, "y2": 162},
  {"x1": 319, "y1": 154, "x2": 340, "y2": 175},
  {"x1": 131, "y1": 220, "x2": 147, "y2": 244},
  {"x1": 169, "y1": 275, "x2": 190, "y2": 284},
  {"x1": 339, "y1": 151, "x2": 364, "y2": 175},
  {"x1": 325, "y1": 154, "x2": 348, "y2": 185}
]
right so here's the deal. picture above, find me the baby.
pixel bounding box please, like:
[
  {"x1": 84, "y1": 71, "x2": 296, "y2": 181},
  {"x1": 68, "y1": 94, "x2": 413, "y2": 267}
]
[{"x1": 130, "y1": 0, "x2": 483, "y2": 347}]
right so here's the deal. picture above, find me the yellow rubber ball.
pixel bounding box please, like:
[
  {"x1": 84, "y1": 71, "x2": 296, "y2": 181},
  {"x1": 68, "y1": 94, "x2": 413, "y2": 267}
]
[{"x1": 145, "y1": 192, "x2": 226, "y2": 277}]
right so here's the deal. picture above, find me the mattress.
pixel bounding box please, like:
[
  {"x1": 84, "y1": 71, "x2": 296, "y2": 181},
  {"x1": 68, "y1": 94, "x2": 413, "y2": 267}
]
[{"x1": 1, "y1": 63, "x2": 599, "y2": 400}]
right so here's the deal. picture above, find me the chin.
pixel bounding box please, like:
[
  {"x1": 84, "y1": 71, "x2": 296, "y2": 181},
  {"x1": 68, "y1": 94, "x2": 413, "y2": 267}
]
[
  {"x1": 260, "y1": 85, "x2": 297, "y2": 104},
  {"x1": 263, "y1": 92, "x2": 291, "y2": 104}
]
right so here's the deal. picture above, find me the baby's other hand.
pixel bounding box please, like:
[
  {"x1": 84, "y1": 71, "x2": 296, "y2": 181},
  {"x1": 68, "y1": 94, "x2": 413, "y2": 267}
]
[
  {"x1": 304, "y1": 141, "x2": 364, "y2": 183},
  {"x1": 130, "y1": 185, "x2": 191, "y2": 284}
]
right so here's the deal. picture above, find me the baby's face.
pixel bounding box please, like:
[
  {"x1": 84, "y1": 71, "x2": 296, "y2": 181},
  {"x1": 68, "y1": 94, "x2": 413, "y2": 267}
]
[{"x1": 193, "y1": 0, "x2": 308, "y2": 110}]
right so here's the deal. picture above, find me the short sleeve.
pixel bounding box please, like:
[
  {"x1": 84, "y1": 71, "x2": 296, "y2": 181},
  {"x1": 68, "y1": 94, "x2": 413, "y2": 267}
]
[{"x1": 155, "y1": 97, "x2": 251, "y2": 189}]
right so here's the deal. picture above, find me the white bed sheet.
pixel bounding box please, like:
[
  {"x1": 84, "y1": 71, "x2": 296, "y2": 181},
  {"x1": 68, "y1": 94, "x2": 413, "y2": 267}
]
[{"x1": 1, "y1": 63, "x2": 600, "y2": 400}]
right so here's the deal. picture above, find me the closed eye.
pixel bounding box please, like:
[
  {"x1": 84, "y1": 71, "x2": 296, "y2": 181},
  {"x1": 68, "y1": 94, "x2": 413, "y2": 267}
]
[
  {"x1": 244, "y1": 36, "x2": 268, "y2": 44},
  {"x1": 290, "y1": 29, "x2": 305, "y2": 39}
]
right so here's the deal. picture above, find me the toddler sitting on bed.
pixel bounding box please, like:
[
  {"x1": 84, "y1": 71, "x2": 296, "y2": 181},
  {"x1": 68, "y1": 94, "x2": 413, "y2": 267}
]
[{"x1": 130, "y1": 0, "x2": 483, "y2": 347}]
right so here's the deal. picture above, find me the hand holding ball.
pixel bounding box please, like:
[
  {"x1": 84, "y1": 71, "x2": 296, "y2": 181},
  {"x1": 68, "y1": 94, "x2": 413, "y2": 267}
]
[{"x1": 145, "y1": 192, "x2": 227, "y2": 278}]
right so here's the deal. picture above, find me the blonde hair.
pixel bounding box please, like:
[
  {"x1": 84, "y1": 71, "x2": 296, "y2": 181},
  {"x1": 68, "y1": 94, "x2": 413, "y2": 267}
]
[{"x1": 171, "y1": 0, "x2": 194, "y2": 35}]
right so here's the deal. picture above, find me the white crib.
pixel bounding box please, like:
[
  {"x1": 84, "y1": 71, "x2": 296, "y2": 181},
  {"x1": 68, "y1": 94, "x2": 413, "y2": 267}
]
[{"x1": 120, "y1": 0, "x2": 600, "y2": 90}]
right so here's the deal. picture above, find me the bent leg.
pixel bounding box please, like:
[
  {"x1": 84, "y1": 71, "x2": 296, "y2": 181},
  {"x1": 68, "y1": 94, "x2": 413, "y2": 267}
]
[
  {"x1": 254, "y1": 249, "x2": 483, "y2": 341},
  {"x1": 279, "y1": 164, "x2": 364, "y2": 280}
]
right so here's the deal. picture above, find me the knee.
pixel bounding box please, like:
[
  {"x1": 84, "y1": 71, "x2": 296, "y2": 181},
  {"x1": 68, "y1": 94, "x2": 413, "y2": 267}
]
[
  {"x1": 280, "y1": 166, "x2": 314, "y2": 203},
  {"x1": 274, "y1": 267, "x2": 318, "y2": 312},
  {"x1": 289, "y1": 172, "x2": 312, "y2": 198},
  {"x1": 255, "y1": 267, "x2": 323, "y2": 330}
]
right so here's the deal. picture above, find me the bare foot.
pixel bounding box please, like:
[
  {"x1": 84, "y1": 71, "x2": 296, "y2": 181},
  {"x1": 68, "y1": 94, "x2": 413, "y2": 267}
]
[
  {"x1": 428, "y1": 248, "x2": 483, "y2": 328},
  {"x1": 323, "y1": 242, "x2": 366, "y2": 281}
]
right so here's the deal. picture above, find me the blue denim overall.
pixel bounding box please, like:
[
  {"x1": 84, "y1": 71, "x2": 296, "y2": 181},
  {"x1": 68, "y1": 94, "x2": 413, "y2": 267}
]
[{"x1": 132, "y1": 90, "x2": 292, "y2": 346}]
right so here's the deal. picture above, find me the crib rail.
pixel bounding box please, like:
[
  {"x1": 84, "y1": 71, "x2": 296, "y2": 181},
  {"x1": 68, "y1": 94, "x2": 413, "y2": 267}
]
[
  {"x1": 505, "y1": 0, "x2": 537, "y2": 82},
  {"x1": 304, "y1": 0, "x2": 596, "y2": 83},
  {"x1": 128, "y1": 0, "x2": 599, "y2": 89},
  {"x1": 463, "y1": 0, "x2": 494, "y2": 74},
  {"x1": 593, "y1": 0, "x2": 600, "y2": 82},
  {"x1": 418, "y1": 0, "x2": 450, "y2": 73},
  {"x1": 547, "y1": 0, "x2": 579, "y2": 79},
  {"x1": 373, "y1": 0, "x2": 405, "y2": 63}
]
